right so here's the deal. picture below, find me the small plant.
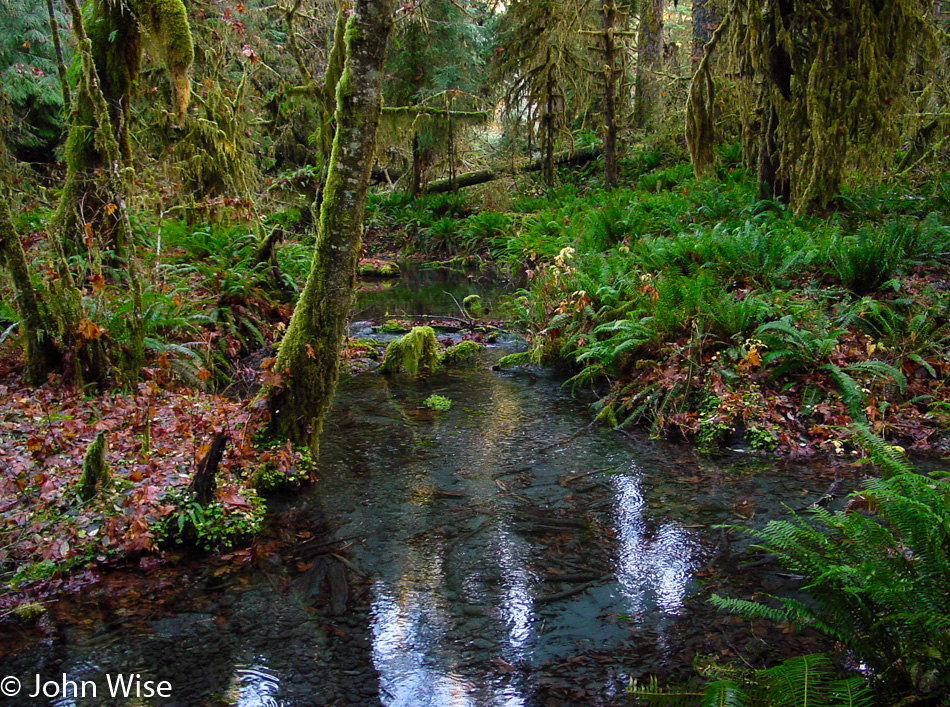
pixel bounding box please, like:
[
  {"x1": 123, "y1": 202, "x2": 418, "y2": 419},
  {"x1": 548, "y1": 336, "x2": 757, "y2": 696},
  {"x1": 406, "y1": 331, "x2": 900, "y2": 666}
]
[
  {"x1": 422, "y1": 394, "x2": 451, "y2": 411},
  {"x1": 152, "y1": 491, "x2": 265, "y2": 552}
]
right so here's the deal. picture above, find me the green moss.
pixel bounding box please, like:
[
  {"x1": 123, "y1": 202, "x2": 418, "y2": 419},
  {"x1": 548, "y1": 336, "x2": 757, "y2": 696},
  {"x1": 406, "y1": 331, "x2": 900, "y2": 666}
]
[
  {"x1": 11, "y1": 601, "x2": 46, "y2": 623},
  {"x1": 357, "y1": 260, "x2": 400, "y2": 276},
  {"x1": 423, "y1": 394, "x2": 452, "y2": 410},
  {"x1": 462, "y1": 294, "x2": 483, "y2": 315},
  {"x1": 78, "y1": 431, "x2": 109, "y2": 501},
  {"x1": 440, "y1": 339, "x2": 483, "y2": 365},
  {"x1": 379, "y1": 326, "x2": 439, "y2": 378},
  {"x1": 497, "y1": 351, "x2": 531, "y2": 368},
  {"x1": 128, "y1": 0, "x2": 194, "y2": 118}
]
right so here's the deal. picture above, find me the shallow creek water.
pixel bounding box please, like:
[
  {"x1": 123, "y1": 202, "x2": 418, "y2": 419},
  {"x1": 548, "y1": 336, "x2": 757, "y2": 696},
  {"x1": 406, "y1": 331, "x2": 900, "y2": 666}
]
[{"x1": 0, "y1": 270, "x2": 852, "y2": 706}]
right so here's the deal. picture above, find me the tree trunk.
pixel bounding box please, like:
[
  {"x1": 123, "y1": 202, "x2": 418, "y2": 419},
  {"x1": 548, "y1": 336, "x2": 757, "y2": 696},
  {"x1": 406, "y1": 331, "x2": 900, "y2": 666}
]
[
  {"x1": 634, "y1": 0, "x2": 664, "y2": 128},
  {"x1": 411, "y1": 132, "x2": 423, "y2": 196},
  {"x1": 46, "y1": 0, "x2": 71, "y2": 112},
  {"x1": 0, "y1": 196, "x2": 60, "y2": 386},
  {"x1": 543, "y1": 49, "x2": 556, "y2": 187},
  {"x1": 601, "y1": 0, "x2": 619, "y2": 190},
  {"x1": 268, "y1": 0, "x2": 395, "y2": 455},
  {"x1": 691, "y1": 0, "x2": 718, "y2": 66}
]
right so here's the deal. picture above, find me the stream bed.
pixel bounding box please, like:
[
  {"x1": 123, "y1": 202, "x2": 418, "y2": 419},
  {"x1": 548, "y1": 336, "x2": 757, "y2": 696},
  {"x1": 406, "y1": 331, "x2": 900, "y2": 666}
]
[{"x1": 0, "y1": 270, "x2": 855, "y2": 706}]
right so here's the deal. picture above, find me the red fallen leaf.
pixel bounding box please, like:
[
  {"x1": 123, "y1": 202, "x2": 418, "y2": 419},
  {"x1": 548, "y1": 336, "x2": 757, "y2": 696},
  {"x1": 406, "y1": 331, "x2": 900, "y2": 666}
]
[
  {"x1": 219, "y1": 488, "x2": 250, "y2": 509},
  {"x1": 327, "y1": 625, "x2": 347, "y2": 637},
  {"x1": 26, "y1": 436, "x2": 44, "y2": 452},
  {"x1": 296, "y1": 562, "x2": 313, "y2": 572}
]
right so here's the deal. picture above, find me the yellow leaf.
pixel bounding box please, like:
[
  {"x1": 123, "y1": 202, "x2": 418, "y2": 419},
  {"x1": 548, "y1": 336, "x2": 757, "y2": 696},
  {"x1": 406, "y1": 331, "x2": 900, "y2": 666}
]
[
  {"x1": 305, "y1": 343, "x2": 316, "y2": 359},
  {"x1": 104, "y1": 203, "x2": 117, "y2": 216},
  {"x1": 78, "y1": 318, "x2": 102, "y2": 340}
]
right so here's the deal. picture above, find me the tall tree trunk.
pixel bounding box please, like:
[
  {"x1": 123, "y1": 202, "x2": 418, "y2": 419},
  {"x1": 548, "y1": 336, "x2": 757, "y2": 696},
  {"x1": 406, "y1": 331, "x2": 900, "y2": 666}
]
[
  {"x1": 542, "y1": 48, "x2": 556, "y2": 187},
  {"x1": 46, "y1": 0, "x2": 71, "y2": 112},
  {"x1": 411, "y1": 132, "x2": 423, "y2": 196},
  {"x1": 267, "y1": 0, "x2": 395, "y2": 455},
  {"x1": 758, "y1": 2, "x2": 792, "y2": 204},
  {"x1": 634, "y1": 0, "x2": 664, "y2": 128},
  {"x1": 601, "y1": 0, "x2": 619, "y2": 190},
  {"x1": 691, "y1": 0, "x2": 718, "y2": 66}
]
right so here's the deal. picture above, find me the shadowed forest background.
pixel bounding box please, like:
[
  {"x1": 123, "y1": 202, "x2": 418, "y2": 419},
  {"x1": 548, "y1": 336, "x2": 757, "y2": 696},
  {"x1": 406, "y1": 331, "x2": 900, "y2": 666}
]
[{"x1": 2, "y1": 0, "x2": 950, "y2": 703}]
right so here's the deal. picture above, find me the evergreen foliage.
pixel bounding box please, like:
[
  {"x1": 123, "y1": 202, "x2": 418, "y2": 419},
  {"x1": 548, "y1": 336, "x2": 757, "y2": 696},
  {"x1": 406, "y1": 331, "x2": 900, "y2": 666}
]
[{"x1": 0, "y1": 0, "x2": 67, "y2": 159}]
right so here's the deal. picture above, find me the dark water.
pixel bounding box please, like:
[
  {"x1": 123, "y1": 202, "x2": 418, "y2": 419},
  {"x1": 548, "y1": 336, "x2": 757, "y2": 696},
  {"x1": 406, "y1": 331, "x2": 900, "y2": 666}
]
[
  {"x1": 353, "y1": 264, "x2": 510, "y2": 321},
  {"x1": 0, "y1": 270, "x2": 849, "y2": 706}
]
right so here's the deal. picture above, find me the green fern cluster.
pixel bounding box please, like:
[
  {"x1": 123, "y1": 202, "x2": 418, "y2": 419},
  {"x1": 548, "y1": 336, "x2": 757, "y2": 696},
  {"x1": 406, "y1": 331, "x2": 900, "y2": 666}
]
[
  {"x1": 712, "y1": 425, "x2": 950, "y2": 702},
  {"x1": 630, "y1": 653, "x2": 872, "y2": 707}
]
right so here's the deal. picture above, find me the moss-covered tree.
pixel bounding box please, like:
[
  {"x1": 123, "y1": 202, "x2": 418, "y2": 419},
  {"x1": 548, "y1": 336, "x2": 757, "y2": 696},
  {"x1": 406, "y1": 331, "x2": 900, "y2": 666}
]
[
  {"x1": 0, "y1": 191, "x2": 60, "y2": 385},
  {"x1": 267, "y1": 0, "x2": 395, "y2": 455},
  {"x1": 54, "y1": 0, "x2": 194, "y2": 254},
  {"x1": 687, "y1": 0, "x2": 940, "y2": 210},
  {"x1": 634, "y1": 0, "x2": 664, "y2": 128},
  {"x1": 493, "y1": 0, "x2": 595, "y2": 187}
]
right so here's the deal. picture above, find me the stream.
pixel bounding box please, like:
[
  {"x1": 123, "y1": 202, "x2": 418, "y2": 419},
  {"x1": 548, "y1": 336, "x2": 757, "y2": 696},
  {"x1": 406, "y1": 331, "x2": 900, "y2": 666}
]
[{"x1": 0, "y1": 267, "x2": 852, "y2": 706}]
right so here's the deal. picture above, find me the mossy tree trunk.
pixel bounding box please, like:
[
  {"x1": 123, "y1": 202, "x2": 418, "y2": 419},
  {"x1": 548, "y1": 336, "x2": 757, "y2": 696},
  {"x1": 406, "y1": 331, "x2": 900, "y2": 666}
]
[
  {"x1": 634, "y1": 0, "x2": 664, "y2": 128},
  {"x1": 691, "y1": 0, "x2": 718, "y2": 66},
  {"x1": 267, "y1": 0, "x2": 395, "y2": 455},
  {"x1": 600, "y1": 0, "x2": 619, "y2": 190},
  {"x1": 54, "y1": 0, "x2": 193, "y2": 255},
  {"x1": 0, "y1": 195, "x2": 60, "y2": 386}
]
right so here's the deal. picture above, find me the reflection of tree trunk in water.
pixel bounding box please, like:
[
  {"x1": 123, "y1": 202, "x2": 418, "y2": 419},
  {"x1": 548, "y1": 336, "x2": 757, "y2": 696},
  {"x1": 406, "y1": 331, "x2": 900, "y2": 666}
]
[{"x1": 411, "y1": 132, "x2": 423, "y2": 196}]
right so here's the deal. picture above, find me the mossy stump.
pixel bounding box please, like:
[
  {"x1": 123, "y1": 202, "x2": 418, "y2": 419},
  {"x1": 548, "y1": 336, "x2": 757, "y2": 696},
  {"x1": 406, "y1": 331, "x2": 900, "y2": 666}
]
[
  {"x1": 379, "y1": 326, "x2": 439, "y2": 378},
  {"x1": 78, "y1": 431, "x2": 109, "y2": 501}
]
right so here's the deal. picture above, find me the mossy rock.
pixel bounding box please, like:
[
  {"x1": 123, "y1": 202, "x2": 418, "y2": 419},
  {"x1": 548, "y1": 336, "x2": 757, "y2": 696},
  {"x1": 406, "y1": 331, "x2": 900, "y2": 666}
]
[
  {"x1": 379, "y1": 326, "x2": 439, "y2": 378},
  {"x1": 496, "y1": 351, "x2": 532, "y2": 368},
  {"x1": 11, "y1": 601, "x2": 46, "y2": 624},
  {"x1": 357, "y1": 258, "x2": 400, "y2": 277},
  {"x1": 440, "y1": 340, "x2": 484, "y2": 365}
]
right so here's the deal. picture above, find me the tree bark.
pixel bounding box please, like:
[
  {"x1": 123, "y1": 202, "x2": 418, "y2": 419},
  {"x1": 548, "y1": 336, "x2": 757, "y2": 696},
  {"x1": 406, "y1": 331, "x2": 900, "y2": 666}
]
[
  {"x1": 691, "y1": 0, "x2": 719, "y2": 66},
  {"x1": 268, "y1": 0, "x2": 395, "y2": 455},
  {"x1": 634, "y1": 0, "x2": 664, "y2": 128},
  {"x1": 601, "y1": 0, "x2": 619, "y2": 190},
  {"x1": 46, "y1": 0, "x2": 71, "y2": 113},
  {"x1": 0, "y1": 196, "x2": 60, "y2": 386}
]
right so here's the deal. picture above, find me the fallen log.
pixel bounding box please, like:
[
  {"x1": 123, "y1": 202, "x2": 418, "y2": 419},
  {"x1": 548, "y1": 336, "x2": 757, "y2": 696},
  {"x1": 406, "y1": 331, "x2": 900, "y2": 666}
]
[{"x1": 370, "y1": 146, "x2": 603, "y2": 193}]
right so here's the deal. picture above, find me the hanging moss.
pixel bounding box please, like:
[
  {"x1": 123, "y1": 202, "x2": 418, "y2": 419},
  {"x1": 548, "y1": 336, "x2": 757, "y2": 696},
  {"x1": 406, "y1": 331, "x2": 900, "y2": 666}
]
[
  {"x1": 129, "y1": 0, "x2": 194, "y2": 120},
  {"x1": 380, "y1": 326, "x2": 440, "y2": 377},
  {"x1": 695, "y1": 0, "x2": 941, "y2": 211},
  {"x1": 78, "y1": 431, "x2": 110, "y2": 501}
]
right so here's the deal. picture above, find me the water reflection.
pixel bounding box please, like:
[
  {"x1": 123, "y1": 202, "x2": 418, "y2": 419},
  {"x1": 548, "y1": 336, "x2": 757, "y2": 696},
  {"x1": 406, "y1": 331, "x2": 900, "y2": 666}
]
[{"x1": 611, "y1": 470, "x2": 698, "y2": 615}]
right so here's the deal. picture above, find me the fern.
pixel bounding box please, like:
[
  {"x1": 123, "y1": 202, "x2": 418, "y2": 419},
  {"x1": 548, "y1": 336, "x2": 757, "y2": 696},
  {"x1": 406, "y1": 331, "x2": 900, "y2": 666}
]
[
  {"x1": 630, "y1": 654, "x2": 872, "y2": 707},
  {"x1": 712, "y1": 427, "x2": 950, "y2": 701}
]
